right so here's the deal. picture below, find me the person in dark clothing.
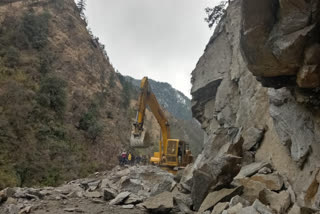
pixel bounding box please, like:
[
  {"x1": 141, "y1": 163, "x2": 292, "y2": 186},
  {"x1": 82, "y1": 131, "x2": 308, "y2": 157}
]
[
  {"x1": 118, "y1": 155, "x2": 122, "y2": 166},
  {"x1": 178, "y1": 147, "x2": 182, "y2": 164},
  {"x1": 136, "y1": 155, "x2": 141, "y2": 165},
  {"x1": 121, "y1": 151, "x2": 127, "y2": 165},
  {"x1": 131, "y1": 154, "x2": 135, "y2": 165}
]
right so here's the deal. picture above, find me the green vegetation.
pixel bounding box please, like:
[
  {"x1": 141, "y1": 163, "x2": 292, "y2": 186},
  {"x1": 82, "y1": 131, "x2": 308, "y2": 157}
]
[
  {"x1": 76, "y1": 0, "x2": 86, "y2": 20},
  {"x1": 19, "y1": 11, "x2": 51, "y2": 49},
  {"x1": 39, "y1": 49, "x2": 55, "y2": 74},
  {"x1": 37, "y1": 75, "x2": 67, "y2": 116},
  {"x1": 117, "y1": 73, "x2": 136, "y2": 109},
  {"x1": 79, "y1": 98, "x2": 105, "y2": 143},
  {"x1": 205, "y1": 1, "x2": 229, "y2": 28},
  {"x1": 4, "y1": 46, "x2": 20, "y2": 68},
  {"x1": 50, "y1": 0, "x2": 65, "y2": 10},
  {"x1": 0, "y1": 1, "x2": 128, "y2": 189},
  {"x1": 109, "y1": 72, "x2": 115, "y2": 88},
  {"x1": 0, "y1": 10, "x2": 68, "y2": 188}
]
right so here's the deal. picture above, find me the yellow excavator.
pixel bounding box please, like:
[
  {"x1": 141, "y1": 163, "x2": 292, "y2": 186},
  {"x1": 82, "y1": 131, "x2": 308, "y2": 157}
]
[{"x1": 130, "y1": 77, "x2": 193, "y2": 171}]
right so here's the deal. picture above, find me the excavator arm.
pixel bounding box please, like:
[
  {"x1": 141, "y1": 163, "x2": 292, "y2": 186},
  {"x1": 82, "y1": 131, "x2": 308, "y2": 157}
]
[
  {"x1": 130, "y1": 77, "x2": 170, "y2": 158},
  {"x1": 130, "y1": 77, "x2": 193, "y2": 169}
]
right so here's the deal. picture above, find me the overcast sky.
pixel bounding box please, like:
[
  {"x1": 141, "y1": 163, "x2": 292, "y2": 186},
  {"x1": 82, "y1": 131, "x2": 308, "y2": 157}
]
[{"x1": 84, "y1": 0, "x2": 219, "y2": 97}]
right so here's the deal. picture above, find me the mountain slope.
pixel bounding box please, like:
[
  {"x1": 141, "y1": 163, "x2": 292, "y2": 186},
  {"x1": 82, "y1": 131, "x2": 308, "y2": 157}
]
[{"x1": 0, "y1": 0, "x2": 133, "y2": 188}]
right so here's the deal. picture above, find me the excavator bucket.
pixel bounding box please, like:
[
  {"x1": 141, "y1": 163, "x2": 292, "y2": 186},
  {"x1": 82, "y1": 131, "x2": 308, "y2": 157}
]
[{"x1": 130, "y1": 129, "x2": 149, "y2": 148}]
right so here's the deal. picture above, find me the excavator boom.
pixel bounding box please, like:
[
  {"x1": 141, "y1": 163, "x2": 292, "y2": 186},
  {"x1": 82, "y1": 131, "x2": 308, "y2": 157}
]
[
  {"x1": 130, "y1": 77, "x2": 169, "y2": 151},
  {"x1": 130, "y1": 77, "x2": 193, "y2": 169}
]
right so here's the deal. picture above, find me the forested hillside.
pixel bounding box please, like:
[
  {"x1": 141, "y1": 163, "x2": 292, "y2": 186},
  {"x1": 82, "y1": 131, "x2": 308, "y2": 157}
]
[{"x1": 0, "y1": 0, "x2": 135, "y2": 188}]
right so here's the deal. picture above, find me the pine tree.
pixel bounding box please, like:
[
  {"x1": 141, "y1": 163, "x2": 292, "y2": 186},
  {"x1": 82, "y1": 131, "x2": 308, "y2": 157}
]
[{"x1": 77, "y1": 0, "x2": 86, "y2": 19}]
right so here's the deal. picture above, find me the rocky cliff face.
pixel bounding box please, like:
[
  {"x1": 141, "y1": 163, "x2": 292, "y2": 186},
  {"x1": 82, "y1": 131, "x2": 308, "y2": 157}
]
[{"x1": 191, "y1": 0, "x2": 320, "y2": 212}]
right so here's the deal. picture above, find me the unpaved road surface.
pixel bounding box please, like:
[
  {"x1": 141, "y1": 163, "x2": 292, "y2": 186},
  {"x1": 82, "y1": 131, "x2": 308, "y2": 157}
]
[{"x1": 31, "y1": 198, "x2": 147, "y2": 214}]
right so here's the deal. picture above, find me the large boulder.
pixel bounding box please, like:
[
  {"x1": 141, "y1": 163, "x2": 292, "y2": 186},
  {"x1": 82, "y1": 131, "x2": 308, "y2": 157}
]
[
  {"x1": 242, "y1": 127, "x2": 265, "y2": 151},
  {"x1": 288, "y1": 204, "x2": 315, "y2": 214},
  {"x1": 199, "y1": 187, "x2": 242, "y2": 212},
  {"x1": 179, "y1": 163, "x2": 194, "y2": 192},
  {"x1": 191, "y1": 154, "x2": 241, "y2": 210},
  {"x1": 269, "y1": 88, "x2": 316, "y2": 167},
  {"x1": 212, "y1": 202, "x2": 229, "y2": 214},
  {"x1": 120, "y1": 178, "x2": 144, "y2": 193},
  {"x1": 229, "y1": 195, "x2": 250, "y2": 207},
  {"x1": 303, "y1": 168, "x2": 320, "y2": 209},
  {"x1": 252, "y1": 199, "x2": 273, "y2": 214},
  {"x1": 237, "y1": 206, "x2": 260, "y2": 214},
  {"x1": 141, "y1": 191, "x2": 174, "y2": 213},
  {"x1": 109, "y1": 192, "x2": 131, "y2": 205},
  {"x1": 234, "y1": 162, "x2": 271, "y2": 179},
  {"x1": 198, "y1": 186, "x2": 243, "y2": 213},
  {"x1": 259, "y1": 189, "x2": 291, "y2": 213},
  {"x1": 123, "y1": 194, "x2": 143, "y2": 205},
  {"x1": 172, "y1": 188, "x2": 192, "y2": 208},
  {"x1": 103, "y1": 188, "x2": 117, "y2": 201},
  {"x1": 225, "y1": 203, "x2": 243, "y2": 214},
  {"x1": 189, "y1": 129, "x2": 243, "y2": 211},
  {"x1": 241, "y1": 0, "x2": 319, "y2": 88},
  {"x1": 233, "y1": 178, "x2": 268, "y2": 203},
  {"x1": 249, "y1": 173, "x2": 283, "y2": 191}
]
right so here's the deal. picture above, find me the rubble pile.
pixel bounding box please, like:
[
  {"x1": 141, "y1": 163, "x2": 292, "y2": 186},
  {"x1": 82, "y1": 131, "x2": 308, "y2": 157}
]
[
  {"x1": 1, "y1": 157, "x2": 318, "y2": 214},
  {"x1": 0, "y1": 165, "x2": 181, "y2": 214},
  {"x1": 174, "y1": 128, "x2": 318, "y2": 214}
]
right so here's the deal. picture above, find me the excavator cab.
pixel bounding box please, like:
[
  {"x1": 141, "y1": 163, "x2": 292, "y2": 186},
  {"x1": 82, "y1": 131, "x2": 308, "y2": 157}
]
[
  {"x1": 150, "y1": 139, "x2": 193, "y2": 167},
  {"x1": 180, "y1": 141, "x2": 193, "y2": 166},
  {"x1": 166, "y1": 139, "x2": 180, "y2": 166}
]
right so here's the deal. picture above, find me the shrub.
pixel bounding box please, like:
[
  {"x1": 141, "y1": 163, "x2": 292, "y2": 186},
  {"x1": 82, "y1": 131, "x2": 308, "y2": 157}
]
[
  {"x1": 109, "y1": 72, "x2": 115, "y2": 88},
  {"x1": 4, "y1": 46, "x2": 20, "y2": 68},
  {"x1": 78, "y1": 103, "x2": 103, "y2": 142},
  {"x1": 42, "y1": 167, "x2": 61, "y2": 186},
  {"x1": 77, "y1": 0, "x2": 86, "y2": 19},
  {"x1": 79, "y1": 109, "x2": 97, "y2": 131},
  {"x1": 37, "y1": 75, "x2": 67, "y2": 116},
  {"x1": 0, "y1": 167, "x2": 18, "y2": 189},
  {"x1": 19, "y1": 11, "x2": 51, "y2": 49},
  {"x1": 49, "y1": 0, "x2": 64, "y2": 10},
  {"x1": 117, "y1": 73, "x2": 134, "y2": 109},
  {"x1": 205, "y1": 1, "x2": 229, "y2": 28},
  {"x1": 39, "y1": 49, "x2": 55, "y2": 74},
  {"x1": 87, "y1": 122, "x2": 103, "y2": 142}
]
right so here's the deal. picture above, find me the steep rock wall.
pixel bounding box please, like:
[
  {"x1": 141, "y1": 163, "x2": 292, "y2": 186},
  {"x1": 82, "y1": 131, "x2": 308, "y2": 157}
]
[{"x1": 191, "y1": 0, "x2": 320, "y2": 210}]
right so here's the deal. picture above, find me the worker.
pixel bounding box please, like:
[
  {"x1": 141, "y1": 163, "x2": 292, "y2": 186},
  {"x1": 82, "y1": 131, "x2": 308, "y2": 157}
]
[
  {"x1": 121, "y1": 151, "x2": 127, "y2": 165},
  {"x1": 131, "y1": 153, "x2": 135, "y2": 165},
  {"x1": 118, "y1": 154, "x2": 122, "y2": 166},
  {"x1": 136, "y1": 155, "x2": 141, "y2": 165},
  {"x1": 178, "y1": 147, "x2": 182, "y2": 164},
  {"x1": 128, "y1": 152, "x2": 132, "y2": 164},
  {"x1": 141, "y1": 155, "x2": 147, "y2": 165}
]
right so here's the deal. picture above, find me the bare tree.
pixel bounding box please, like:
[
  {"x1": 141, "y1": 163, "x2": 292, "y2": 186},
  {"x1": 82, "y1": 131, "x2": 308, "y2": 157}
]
[{"x1": 76, "y1": 0, "x2": 86, "y2": 19}]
